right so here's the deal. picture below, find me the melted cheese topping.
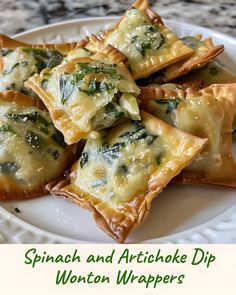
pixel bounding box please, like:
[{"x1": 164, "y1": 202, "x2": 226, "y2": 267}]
[
  {"x1": 47, "y1": 70, "x2": 117, "y2": 132},
  {"x1": 38, "y1": 59, "x2": 140, "y2": 136},
  {"x1": 0, "y1": 100, "x2": 67, "y2": 188},
  {"x1": 106, "y1": 8, "x2": 180, "y2": 75},
  {"x1": 71, "y1": 113, "x2": 206, "y2": 206},
  {"x1": 0, "y1": 48, "x2": 38, "y2": 92},
  {"x1": 147, "y1": 96, "x2": 224, "y2": 171},
  {"x1": 74, "y1": 121, "x2": 164, "y2": 204}
]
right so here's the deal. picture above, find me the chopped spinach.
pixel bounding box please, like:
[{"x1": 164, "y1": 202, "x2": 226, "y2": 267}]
[
  {"x1": 119, "y1": 121, "x2": 157, "y2": 144},
  {"x1": 6, "y1": 111, "x2": 38, "y2": 122},
  {"x1": 5, "y1": 111, "x2": 51, "y2": 135},
  {"x1": 117, "y1": 165, "x2": 128, "y2": 174},
  {"x1": 100, "y1": 142, "x2": 126, "y2": 161},
  {"x1": 105, "y1": 102, "x2": 125, "y2": 119},
  {"x1": 41, "y1": 79, "x2": 48, "y2": 90},
  {"x1": 5, "y1": 83, "x2": 16, "y2": 91},
  {"x1": 1, "y1": 48, "x2": 13, "y2": 56},
  {"x1": 0, "y1": 161, "x2": 19, "y2": 174},
  {"x1": 22, "y1": 48, "x2": 63, "y2": 72},
  {"x1": 59, "y1": 62, "x2": 124, "y2": 102},
  {"x1": 76, "y1": 62, "x2": 123, "y2": 80},
  {"x1": 0, "y1": 123, "x2": 15, "y2": 133},
  {"x1": 156, "y1": 153, "x2": 162, "y2": 165},
  {"x1": 133, "y1": 120, "x2": 145, "y2": 131},
  {"x1": 119, "y1": 131, "x2": 137, "y2": 139},
  {"x1": 82, "y1": 80, "x2": 115, "y2": 96},
  {"x1": 146, "y1": 25, "x2": 156, "y2": 33},
  {"x1": 136, "y1": 41, "x2": 152, "y2": 56},
  {"x1": 39, "y1": 125, "x2": 49, "y2": 134},
  {"x1": 130, "y1": 35, "x2": 138, "y2": 43},
  {"x1": 38, "y1": 114, "x2": 49, "y2": 134},
  {"x1": 60, "y1": 74, "x2": 75, "y2": 104},
  {"x1": 80, "y1": 152, "x2": 89, "y2": 168},
  {"x1": 25, "y1": 131, "x2": 42, "y2": 149},
  {"x1": 146, "y1": 134, "x2": 158, "y2": 145},
  {"x1": 21, "y1": 61, "x2": 28, "y2": 67},
  {"x1": 155, "y1": 98, "x2": 180, "y2": 113},
  {"x1": 208, "y1": 66, "x2": 218, "y2": 76},
  {"x1": 119, "y1": 121, "x2": 144, "y2": 140},
  {"x1": 131, "y1": 25, "x2": 165, "y2": 56},
  {"x1": 3, "y1": 62, "x2": 20, "y2": 75},
  {"x1": 51, "y1": 130, "x2": 66, "y2": 148},
  {"x1": 37, "y1": 114, "x2": 49, "y2": 127},
  {"x1": 51, "y1": 150, "x2": 60, "y2": 160},
  {"x1": 181, "y1": 36, "x2": 202, "y2": 49}
]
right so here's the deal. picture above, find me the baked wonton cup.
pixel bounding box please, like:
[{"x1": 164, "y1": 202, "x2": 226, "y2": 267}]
[
  {"x1": 0, "y1": 91, "x2": 76, "y2": 200},
  {"x1": 0, "y1": 34, "x2": 89, "y2": 94},
  {"x1": 86, "y1": 0, "x2": 194, "y2": 80},
  {"x1": 25, "y1": 53, "x2": 140, "y2": 144},
  {"x1": 47, "y1": 110, "x2": 207, "y2": 242},
  {"x1": 140, "y1": 83, "x2": 236, "y2": 187}
]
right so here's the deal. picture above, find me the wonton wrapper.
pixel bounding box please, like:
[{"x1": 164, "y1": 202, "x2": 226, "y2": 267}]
[
  {"x1": 0, "y1": 34, "x2": 89, "y2": 94},
  {"x1": 0, "y1": 91, "x2": 76, "y2": 200},
  {"x1": 47, "y1": 111, "x2": 207, "y2": 242},
  {"x1": 156, "y1": 36, "x2": 224, "y2": 83},
  {"x1": 140, "y1": 84, "x2": 236, "y2": 187},
  {"x1": 86, "y1": 0, "x2": 194, "y2": 80},
  {"x1": 0, "y1": 34, "x2": 88, "y2": 55},
  {"x1": 25, "y1": 54, "x2": 140, "y2": 144},
  {"x1": 175, "y1": 61, "x2": 236, "y2": 87}
]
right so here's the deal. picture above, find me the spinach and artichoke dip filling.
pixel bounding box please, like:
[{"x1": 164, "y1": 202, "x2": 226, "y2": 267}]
[
  {"x1": 26, "y1": 58, "x2": 140, "y2": 143},
  {"x1": 146, "y1": 96, "x2": 223, "y2": 171},
  {"x1": 0, "y1": 48, "x2": 63, "y2": 94},
  {"x1": 107, "y1": 8, "x2": 165, "y2": 71},
  {"x1": 0, "y1": 100, "x2": 67, "y2": 187},
  {"x1": 54, "y1": 61, "x2": 140, "y2": 126},
  {"x1": 182, "y1": 61, "x2": 236, "y2": 85},
  {"x1": 180, "y1": 36, "x2": 204, "y2": 50},
  {"x1": 104, "y1": 7, "x2": 194, "y2": 80},
  {"x1": 74, "y1": 120, "x2": 165, "y2": 204}
]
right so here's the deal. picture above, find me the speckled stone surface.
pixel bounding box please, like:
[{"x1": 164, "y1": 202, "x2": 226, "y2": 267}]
[{"x1": 0, "y1": 0, "x2": 235, "y2": 37}]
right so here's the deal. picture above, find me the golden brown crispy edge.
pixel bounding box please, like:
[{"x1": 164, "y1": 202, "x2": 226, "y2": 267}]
[
  {"x1": 0, "y1": 34, "x2": 89, "y2": 55},
  {"x1": 0, "y1": 90, "x2": 46, "y2": 110},
  {"x1": 133, "y1": 0, "x2": 164, "y2": 25},
  {"x1": 163, "y1": 43, "x2": 224, "y2": 82},
  {"x1": 139, "y1": 85, "x2": 186, "y2": 102}
]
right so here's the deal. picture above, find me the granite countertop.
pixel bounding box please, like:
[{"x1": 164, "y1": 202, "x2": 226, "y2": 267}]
[{"x1": 0, "y1": 0, "x2": 235, "y2": 37}]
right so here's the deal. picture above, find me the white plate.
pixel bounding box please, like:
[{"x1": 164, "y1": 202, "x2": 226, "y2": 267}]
[{"x1": 1, "y1": 17, "x2": 236, "y2": 244}]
